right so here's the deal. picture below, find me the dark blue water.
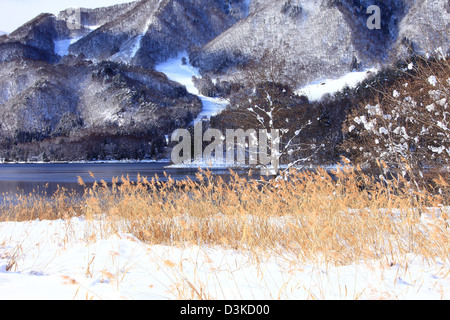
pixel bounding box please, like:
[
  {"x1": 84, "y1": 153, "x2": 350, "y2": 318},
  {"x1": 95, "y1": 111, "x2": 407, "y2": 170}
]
[{"x1": 0, "y1": 162, "x2": 231, "y2": 197}]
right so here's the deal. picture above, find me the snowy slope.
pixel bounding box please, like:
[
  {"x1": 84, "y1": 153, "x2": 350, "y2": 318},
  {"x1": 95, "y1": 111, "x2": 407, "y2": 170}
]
[
  {"x1": 155, "y1": 53, "x2": 229, "y2": 124},
  {"x1": 54, "y1": 37, "x2": 83, "y2": 56},
  {"x1": 295, "y1": 68, "x2": 378, "y2": 101},
  {"x1": 0, "y1": 217, "x2": 448, "y2": 300}
]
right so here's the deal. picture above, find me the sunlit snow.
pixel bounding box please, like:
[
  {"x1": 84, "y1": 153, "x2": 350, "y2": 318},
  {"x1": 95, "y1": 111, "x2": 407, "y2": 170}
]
[
  {"x1": 296, "y1": 68, "x2": 378, "y2": 101},
  {"x1": 155, "y1": 53, "x2": 229, "y2": 124}
]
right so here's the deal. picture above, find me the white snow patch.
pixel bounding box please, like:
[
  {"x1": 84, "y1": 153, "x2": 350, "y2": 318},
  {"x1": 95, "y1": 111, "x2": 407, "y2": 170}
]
[
  {"x1": 428, "y1": 75, "x2": 438, "y2": 86},
  {"x1": 295, "y1": 68, "x2": 378, "y2": 101},
  {"x1": 155, "y1": 53, "x2": 229, "y2": 124},
  {"x1": 54, "y1": 37, "x2": 82, "y2": 56},
  {"x1": 86, "y1": 25, "x2": 101, "y2": 31},
  {"x1": 379, "y1": 127, "x2": 389, "y2": 135},
  {"x1": 155, "y1": 53, "x2": 201, "y2": 95}
]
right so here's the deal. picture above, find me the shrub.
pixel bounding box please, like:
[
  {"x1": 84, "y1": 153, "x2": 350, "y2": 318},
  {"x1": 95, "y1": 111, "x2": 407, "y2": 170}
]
[{"x1": 341, "y1": 56, "x2": 450, "y2": 189}]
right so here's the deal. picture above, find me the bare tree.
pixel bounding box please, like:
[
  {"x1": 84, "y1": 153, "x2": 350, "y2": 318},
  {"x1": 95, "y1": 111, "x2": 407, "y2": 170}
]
[{"x1": 214, "y1": 48, "x2": 323, "y2": 174}]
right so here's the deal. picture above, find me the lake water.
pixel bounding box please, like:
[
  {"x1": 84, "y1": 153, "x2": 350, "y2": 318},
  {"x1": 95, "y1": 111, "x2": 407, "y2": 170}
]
[{"x1": 0, "y1": 162, "x2": 232, "y2": 198}]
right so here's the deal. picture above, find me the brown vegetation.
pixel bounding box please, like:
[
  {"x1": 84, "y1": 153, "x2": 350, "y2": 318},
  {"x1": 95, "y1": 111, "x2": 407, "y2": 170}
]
[{"x1": 1, "y1": 164, "x2": 448, "y2": 265}]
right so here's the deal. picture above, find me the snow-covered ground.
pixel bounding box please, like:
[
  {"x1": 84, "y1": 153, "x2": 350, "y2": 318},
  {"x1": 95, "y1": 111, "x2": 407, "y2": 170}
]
[
  {"x1": 54, "y1": 37, "x2": 83, "y2": 57},
  {"x1": 54, "y1": 26, "x2": 100, "y2": 57},
  {"x1": 0, "y1": 217, "x2": 448, "y2": 300},
  {"x1": 155, "y1": 53, "x2": 229, "y2": 124},
  {"x1": 296, "y1": 68, "x2": 378, "y2": 101}
]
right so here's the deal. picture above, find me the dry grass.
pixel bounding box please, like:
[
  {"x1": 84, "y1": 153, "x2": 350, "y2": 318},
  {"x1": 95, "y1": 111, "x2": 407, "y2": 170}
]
[{"x1": 1, "y1": 163, "x2": 449, "y2": 266}]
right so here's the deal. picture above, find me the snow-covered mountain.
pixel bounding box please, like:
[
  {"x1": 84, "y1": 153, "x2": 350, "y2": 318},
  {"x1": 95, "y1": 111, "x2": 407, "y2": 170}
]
[
  {"x1": 68, "y1": 0, "x2": 248, "y2": 67},
  {"x1": 0, "y1": 0, "x2": 448, "y2": 161},
  {"x1": 191, "y1": 0, "x2": 449, "y2": 86}
]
